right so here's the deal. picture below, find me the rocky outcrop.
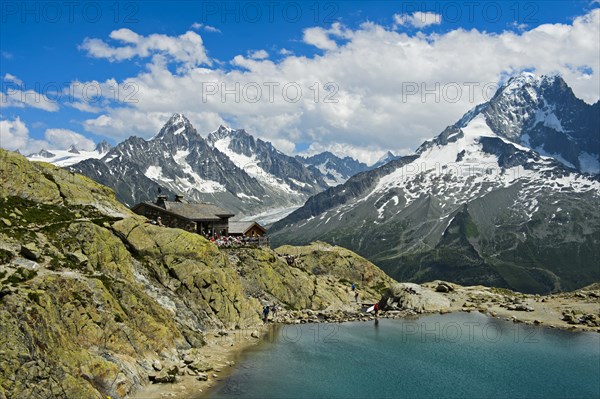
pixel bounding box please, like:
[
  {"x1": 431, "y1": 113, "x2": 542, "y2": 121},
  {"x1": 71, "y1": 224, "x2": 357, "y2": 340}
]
[
  {"x1": 379, "y1": 283, "x2": 451, "y2": 313},
  {"x1": 0, "y1": 149, "x2": 397, "y2": 399},
  {"x1": 0, "y1": 148, "x2": 129, "y2": 217},
  {"x1": 234, "y1": 242, "x2": 395, "y2": 310}
]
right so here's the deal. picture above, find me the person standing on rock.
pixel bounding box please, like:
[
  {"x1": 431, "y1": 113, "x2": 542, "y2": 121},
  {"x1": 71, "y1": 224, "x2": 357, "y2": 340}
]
[
  {"x1": 263, "y1": 305, "x2": 270, "y2": 323},
  {"x1": 374, "y1": 302, "x2": 379, "y2": 318},
  {"x1": 271, "y1": 304, "x2": 278, "y2": 319},
  {"x1": 354, "y1": 291, "x2": 359, "y2": 303},
  {"x1": 351, "y1": 283, "x2": 356, "y2": 291}
]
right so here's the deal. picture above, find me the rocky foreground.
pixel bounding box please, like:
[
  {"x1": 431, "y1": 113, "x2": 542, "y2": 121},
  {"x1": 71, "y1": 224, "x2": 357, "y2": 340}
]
[
  {"x1": 0, "y1": 148, "x2": 598, "y2": 399},
  {"x1": 0, "y1": 149, "x2": 393, "y2": 399}
]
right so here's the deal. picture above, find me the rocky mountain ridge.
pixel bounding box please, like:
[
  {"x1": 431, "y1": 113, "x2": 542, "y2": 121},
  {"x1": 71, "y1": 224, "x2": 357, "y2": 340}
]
[
  {"x1": 29, "y1": 115, "x2": 375, "y2": 218},
  {"x1": 296, "y1": 151, "x2": 370, "y2": 186}
]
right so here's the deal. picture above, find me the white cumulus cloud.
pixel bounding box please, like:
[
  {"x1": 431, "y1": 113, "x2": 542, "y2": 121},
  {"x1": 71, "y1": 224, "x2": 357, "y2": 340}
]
[
  {"x1": 3, "y1": 73, "x2": 23, "y2": 85},
  {"x1": 0, "y1": 117, "x2": 96, "y2": 154},
  {"x1": 70, "y1": 9, "x2": 600, "y2": 164},
  {"x1": 44, "y1": 129, "x2": 96, "y2": 151},
  {"x1": 248, "y1": 50, "x2": 269, "y2": 60},
  {"x1": 303, "y1": 22, "x2": 353, "y2": 51},
  {"x1": 80, "y1": 29, "x2": 211, "y2": 67},
  {"x1": 191, "y1": 22, "x2": 221, "y2": 33},
  {"x1": 1, "y1": 74, "x2": 60, "y2": 112},
  {"x1": 394, "y1": 12, "x2": 442, "y2": 28}
]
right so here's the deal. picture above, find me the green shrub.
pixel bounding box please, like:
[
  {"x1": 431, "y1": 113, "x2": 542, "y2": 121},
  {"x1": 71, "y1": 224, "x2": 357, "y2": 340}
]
[
  {"x1": 0, "y1": 249, "x2": 13, "y2": 264},
  {"x1": 6, "y1": 267, "x2": 37, "y2": 285},
  {"x1": 27, "y1": 291, "x2": 41, "y2": 304}
]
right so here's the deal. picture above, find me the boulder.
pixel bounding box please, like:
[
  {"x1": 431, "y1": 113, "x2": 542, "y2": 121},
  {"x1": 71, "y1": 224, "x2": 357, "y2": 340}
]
[
  {"x1": 435, "y1": 281, "x2": 454, "y2": 293},
  {"x1": 379, "y1": 283, "x2": 451, "y2": 313},
  {"x1": 510, "y1": 304, "x2": 533, "y2": 312},
  {"x1": 153, "y1": 371, "x2": 177, "y2": 384},
  {"x1": 188, "y1": 360, "x2": 212, "y2": 373},
  {"x1": 436, "y1": 284, "x2": 450, "y2": 293},
  {"x1": 152, "y1": 360, "x2": 162, "y2": 371},
  {"x1": 67, "y1": 250, "x2": 89, "y2": 266},
  {"x1": 197, "y1": 373, "x2": 208, "y2": 381},
  {"x1": 20, "y1": 243, "x2": 41, "y2": 261}
]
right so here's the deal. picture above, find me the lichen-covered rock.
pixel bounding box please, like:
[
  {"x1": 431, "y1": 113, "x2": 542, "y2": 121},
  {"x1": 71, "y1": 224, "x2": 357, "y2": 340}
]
[
  {"x1": 273, "y1": 242, "x2": 394, "y2": 307},
  {"x1": 112, "y1": 219, "x2": 262, "y2": 329},
  {"x1": 0, "y1": 274, "x2": 185, "y2": 398},
  {"x1": 0, "y1": 149, "x2": 129, "y2": 217},
  {"x1": 0, "y1": 150, "x2": 399, "y2": 398}
]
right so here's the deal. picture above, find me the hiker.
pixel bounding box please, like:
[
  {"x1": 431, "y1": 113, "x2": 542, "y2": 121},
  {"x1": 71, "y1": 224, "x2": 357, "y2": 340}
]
[
  {"x1": 354, "y1": 291, "x2": 359, "y2": 303},
  {"x1": 374, "y1": 302, "x2": 379, "y2": 318},
  {"x1": 271, "y1": 304, "x2": 278, "y2": 318},
  {"x1": 351, "y1": 283, "x2": 356, "y2": 291},
  {"x1": 262, "y1": 305, "x2": 270, "y2": 322},
  {"x1": 156, "y1": 216, "x2": 163, "y2": 226}
]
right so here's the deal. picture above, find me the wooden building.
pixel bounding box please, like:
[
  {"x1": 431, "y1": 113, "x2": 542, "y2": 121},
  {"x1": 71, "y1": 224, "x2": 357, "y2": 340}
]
[
  {"x1": 131, "y1": 195, "x2": 234, "y2": 237},
  {"x1": 228, "y1": 221, "x2": 268, "y2": 237}
]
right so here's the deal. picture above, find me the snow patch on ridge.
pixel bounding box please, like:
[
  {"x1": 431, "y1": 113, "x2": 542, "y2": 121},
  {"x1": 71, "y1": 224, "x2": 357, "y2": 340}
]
[
  {"x1": 172, "y1": 150, "x2": 225, "y2": 193},
  {"x1": 27, "y1": 148, "x2": 107, "y2": 167},
  {"x1": 213, "y1": 136, "x2": 298, "y2": 194},
  {"x1": 579, "y1": 152, "x2": 600, "y2": 174}
]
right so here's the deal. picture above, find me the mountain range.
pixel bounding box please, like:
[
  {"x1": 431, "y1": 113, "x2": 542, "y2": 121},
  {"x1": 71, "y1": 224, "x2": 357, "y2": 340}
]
[
  {"x1": 269, "y1": 73, "x2": 600, "y2": 294},
  {"x1": 29, "y1": 117, "x2": 379, "y2": 219},
  {"x1": 65, "y1": 115, "x2": 332, "y2": 217},
  {"x1": 21, "y1": 73, "x2": 600, "y2": 293},
  {"x1": 27, "y1": 140, "x2": 112, "y2": 167}
]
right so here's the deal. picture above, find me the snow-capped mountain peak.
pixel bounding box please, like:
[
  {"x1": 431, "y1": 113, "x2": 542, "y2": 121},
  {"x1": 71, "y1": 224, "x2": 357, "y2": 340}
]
[
  {"x1": 67, "y1": 145, "x2": 80, "y2": 154},
  {"x1": 94, "y1": 140, "x2": 112, "y2": 153},
  {"x1": 207, "y1": 125, "x2": 252, "y2": 145},
  {"x1": 456, "y1": 73, "x2": 599, "y2": 174},
  {"x1": 168, "y1": 112, "x2": 188, "y2": 126},
  {"x1": 297, "y1": 151, "x2": 369, "y2": 186},
  {"x1": 67, "y1": 116, "x2": 329, "y2": 216},
  {"x1": 370, "y1": 151, "x2": 399, "y2": 169},
  {"x1": 270, "y1": 73, "x2": 600, "y2": 295},
  {"x1": 27, "y1": 144, "x2": 110, "y2": 167},
  {"x1": 35, "y1": 149, "x2": 56, "y2": 158},
  {"x1": 152, "y1": 113, "x2": 198, "y2": 141},
  {"x1": 501, "y1": 71, "x2": 556, "y2": 94}
]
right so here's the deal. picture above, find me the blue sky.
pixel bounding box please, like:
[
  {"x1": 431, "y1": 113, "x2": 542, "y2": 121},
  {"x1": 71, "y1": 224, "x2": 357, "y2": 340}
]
[{"x1": 1, "y1": 1, "x2": 599, "y2": 162}]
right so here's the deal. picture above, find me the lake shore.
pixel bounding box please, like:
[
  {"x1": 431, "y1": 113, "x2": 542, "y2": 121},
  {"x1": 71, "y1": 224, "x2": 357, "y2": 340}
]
[
  {"x1": 424, "y1": 281, "x2": 600, "y2": 333},
  {"x1": 131, "y1": 326, "x2": 268, "y2": 399},
  {"x1": 133, "y1": 281, "x2": 600, "y2": 398}
]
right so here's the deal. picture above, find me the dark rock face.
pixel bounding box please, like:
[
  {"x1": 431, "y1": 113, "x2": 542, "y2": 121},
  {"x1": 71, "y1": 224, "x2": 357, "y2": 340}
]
[
  {"x1": 270, "y1": 74, "x2": 600, "y2": 294},
  {"x1": 208, "y1": 126, "x2": 329, "y2": 195}
]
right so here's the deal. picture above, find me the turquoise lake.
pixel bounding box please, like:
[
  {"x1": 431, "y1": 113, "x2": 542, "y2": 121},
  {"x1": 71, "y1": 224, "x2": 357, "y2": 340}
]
[{"x1": 206, "y1": 312, "x2": 600, "y2": 399}]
